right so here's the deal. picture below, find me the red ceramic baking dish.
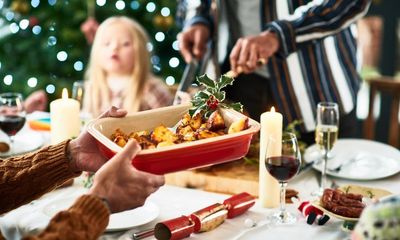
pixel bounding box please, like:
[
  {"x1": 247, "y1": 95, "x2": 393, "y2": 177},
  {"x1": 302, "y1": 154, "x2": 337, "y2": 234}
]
[{"x1": 86, "y1": 103, "x2": 260, "y2": 174}]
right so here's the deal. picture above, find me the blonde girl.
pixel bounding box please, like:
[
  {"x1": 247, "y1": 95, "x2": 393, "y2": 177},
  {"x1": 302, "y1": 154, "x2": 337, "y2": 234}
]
[{"x1": 83, "y1": 16, "x2": 173, "y2": 117}]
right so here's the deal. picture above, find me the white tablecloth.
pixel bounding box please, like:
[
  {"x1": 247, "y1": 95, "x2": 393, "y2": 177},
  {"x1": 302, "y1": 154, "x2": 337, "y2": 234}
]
[{"x1": 1, "y1": 169, "x2": 399, "y2": 240}]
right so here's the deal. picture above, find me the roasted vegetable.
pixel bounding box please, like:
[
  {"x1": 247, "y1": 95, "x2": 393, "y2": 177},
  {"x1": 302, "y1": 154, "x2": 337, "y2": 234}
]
[
  {"x1": 206, "y1": 110, "x2": 225, "y2": 131},
  {"x1": 228, "y1": 118, "x2": 249, "y2": 134},
  {"x1": 151, "y1": 125, "x2": 178, "y2": 143}
]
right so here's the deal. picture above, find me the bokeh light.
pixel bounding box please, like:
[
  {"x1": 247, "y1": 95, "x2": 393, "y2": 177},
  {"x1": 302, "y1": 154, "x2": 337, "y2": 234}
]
[
  {"x1": 57, "y1": 51, "x2": 68, "y2": 61},
  {"x1": 169, "y1": 57, "x2": 180, "y2": 68},
  {"x1": 166, "y1": 76, "x2": 175, "y2": 85},
  {"x1": 27, "y1": 77, "x2": 38, "y2": 88}
]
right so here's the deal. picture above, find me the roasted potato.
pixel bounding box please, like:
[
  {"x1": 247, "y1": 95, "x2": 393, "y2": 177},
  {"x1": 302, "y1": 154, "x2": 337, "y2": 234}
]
[
  {"x1": 195, "y1": 129, "x2": 221, "y2": 140},
  {"x1": 151, "y1": 125, "x2": 178, "y2": 143},
  {"x1": 113, "y1": 135, "x2": 127, "y2": 147},
  {"x1": 228, "y1": 118, "x2": 249, "y2": 134},
  {"x1": 132, "y1": 135, "x2": 156, "y2": 149},
  {"x1": 206, "y1": 110, "x2": 225, "y2": 131},
  {"x1": 180, "y1": 113, "x2": 191, "y2": 126},
  {"x1": 189, "y1": 112, "x2": 203, "y2": 130}
]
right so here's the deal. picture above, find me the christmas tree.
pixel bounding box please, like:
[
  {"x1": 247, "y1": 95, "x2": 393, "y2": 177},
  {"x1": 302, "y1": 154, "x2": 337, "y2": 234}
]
[{"x1": 0, "y1": 0, "x2": 183, "y2": 104}]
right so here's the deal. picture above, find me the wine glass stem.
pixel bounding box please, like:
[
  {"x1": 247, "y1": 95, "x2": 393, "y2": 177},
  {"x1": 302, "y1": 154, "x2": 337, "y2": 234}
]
[
  {"x1": 321, "y1": 150, "x2": 328, "y2": 191},
  {"x1": 279, "y1": 182, "x2": 287, "y2": 220},
  {"x1": 9, "y1": 135, "x2": 15, "y2": 154}
]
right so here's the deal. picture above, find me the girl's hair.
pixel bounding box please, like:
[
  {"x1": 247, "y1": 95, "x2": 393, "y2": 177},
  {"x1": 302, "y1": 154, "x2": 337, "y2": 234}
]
[{"x1": 84, "y1": 16, "x2": 151, "y2": 116}]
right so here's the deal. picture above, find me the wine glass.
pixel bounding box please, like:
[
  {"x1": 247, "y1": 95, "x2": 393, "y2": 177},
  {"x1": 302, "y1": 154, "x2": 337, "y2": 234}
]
[
  {"x1": 0, "y1": 93, "x2": 26, "y2": 154},
  {"x1": 265, "y1": 132, "x2": 301, "y2": 224},
  {"x1": 312, "y1": 102, "x2": 339, "y2": 196}
]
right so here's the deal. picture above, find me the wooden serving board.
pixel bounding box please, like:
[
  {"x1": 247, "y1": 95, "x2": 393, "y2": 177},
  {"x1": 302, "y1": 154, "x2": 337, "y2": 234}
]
[{"x1": 165, "y1": 160, "x2": 260, "y2": 196}]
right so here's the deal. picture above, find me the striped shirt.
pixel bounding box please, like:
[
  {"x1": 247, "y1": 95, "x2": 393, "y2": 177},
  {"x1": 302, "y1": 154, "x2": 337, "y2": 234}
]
[{"x1": 181, "y1": 0, "x2": 371, "y2": 131}]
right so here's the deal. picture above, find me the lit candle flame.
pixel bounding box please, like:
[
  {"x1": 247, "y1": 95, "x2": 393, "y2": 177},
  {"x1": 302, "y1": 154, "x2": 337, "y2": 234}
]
[
  {"x1": 270, "y1": 106, "x2": 275, "y2": 112},
  {"x1": 62, "y1": 88, "x2": 69, "y2": 99}
]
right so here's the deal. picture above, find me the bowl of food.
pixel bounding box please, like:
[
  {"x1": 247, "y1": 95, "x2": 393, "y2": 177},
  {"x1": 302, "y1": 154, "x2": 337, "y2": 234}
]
[{"x1": 87, "y1": 103, "x2": 260, "y2": 174}]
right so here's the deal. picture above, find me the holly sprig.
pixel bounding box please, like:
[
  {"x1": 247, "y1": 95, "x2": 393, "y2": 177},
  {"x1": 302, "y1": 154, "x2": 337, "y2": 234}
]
[{"x1": 189, "y1": 74, "x2": 243, "y2": 118}]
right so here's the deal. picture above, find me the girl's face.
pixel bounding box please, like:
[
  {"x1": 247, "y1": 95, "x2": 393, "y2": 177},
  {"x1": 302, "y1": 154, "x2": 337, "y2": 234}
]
[{"x1": 98, "y1": 22, "x2": 135, "y2": 76}]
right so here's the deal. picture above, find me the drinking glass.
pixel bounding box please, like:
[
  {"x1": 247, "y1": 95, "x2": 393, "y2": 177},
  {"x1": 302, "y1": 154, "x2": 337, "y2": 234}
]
[
  {"x1": 265, "y1": 132, "x2": 301, "y2": 224},
  {"x1": 0, "y1": 93, "x2": 26, "y2": 154},
  {"x1": 72, "y1": 81, "x2": 85, "y2": 109},
  {"x1": 313, "y1": 102, "x2": 339, "y2": 196}
]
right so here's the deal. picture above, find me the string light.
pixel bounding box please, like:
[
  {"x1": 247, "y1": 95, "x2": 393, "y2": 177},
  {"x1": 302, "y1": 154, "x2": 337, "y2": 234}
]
[
  {"x1": 115, "y1": 0, "x2": 125, "y2": 10},
  {"x1": 56, "y1": 51, "x2": 68, "y2": 61},
  {"x1": 19, "y1": 19, "x2": 29, "y2": 30},
  {"x1": 27, "y1": 77, "x2": 38, "y2": 88},
  {"x1": 146, "y1": 2, "x2": 156, "y2": 12},
  {"x1": 5, "y1": 11, "x2": 14, "y2": 21},
  {"x1": 96, "y1": 0, "x2": 106, "y2": 6},
  {"x1": 48, "y1": 36, "x2": 57, "y2": 46},
  {"x1": 48, "y1": 0, "x2": 56, "y2": 6},
  {"x1": 155, "y1": 32, "x2": 165, "y2": 42},
  {"x1": 9, "y1": 23, "x2": 19, "y2": 34},
  {"x1": 166, "y1": 76, "x2": 175, "y2": 85},
  {"x1": 146, "y1": 42, "x2": 153, "y2": 52},
  {"x1": 73, "y1": 61, "x2": 83, "y2": 71},
  {"x1": 169, "y1": 57, "x2": 179, "y2": 68},
  {"x1": 46, "y1": 84, "x2": 55, "y2": 94},
  {"x1": 161, "y1": 7, "x2": 170, "y2": 17},
  {"x1": 172, "y1": 40, "x2": 179, "y2": 51},
  {"x1": 3, "y1": 75, "x2": 12, "y2": 85},
  {"x1": 130, "y1": 0, "x2": 139, "y2": 10},
  {"x1": 31, "y1": 0, "x2": 40, "y2": 8},
  {"x1": 151, "y1": 55, "x2": 160, "y2": 64},
  {"x1": 32, "y1": 25, "x2": 41, "y2": 35}
]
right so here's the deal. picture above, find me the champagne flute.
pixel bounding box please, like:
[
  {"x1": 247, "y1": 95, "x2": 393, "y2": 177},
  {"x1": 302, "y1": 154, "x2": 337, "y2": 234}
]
[
  {"x1": 313, "y1": 102, "x2": 339, "y2": 196},
  {"x1": 265, "y1": 132, "x2": 301, "y2": 224},
  {"x1": 0, "y1": 93, "x2": 26, "y2": 154}
]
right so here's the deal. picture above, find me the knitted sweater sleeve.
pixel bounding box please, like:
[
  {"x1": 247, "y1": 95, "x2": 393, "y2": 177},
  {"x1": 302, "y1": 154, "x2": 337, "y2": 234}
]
[
  {"x1": 0, "y1": 140, "x2": 81, "y2": 214},
  {"x1": 23, "y1": 195, "x2": 110, "y2": 240}
]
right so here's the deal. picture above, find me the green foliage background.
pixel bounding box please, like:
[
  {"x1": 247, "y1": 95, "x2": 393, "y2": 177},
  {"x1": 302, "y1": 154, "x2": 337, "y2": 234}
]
[{"x1": 0, "y1": 0, "x2": 183, "y2": 106}]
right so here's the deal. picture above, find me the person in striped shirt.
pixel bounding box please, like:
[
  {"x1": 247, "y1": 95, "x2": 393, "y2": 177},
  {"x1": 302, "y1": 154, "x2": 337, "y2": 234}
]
[{"x1": 178, "y1": 0, "x2": 371, "y2": 143}]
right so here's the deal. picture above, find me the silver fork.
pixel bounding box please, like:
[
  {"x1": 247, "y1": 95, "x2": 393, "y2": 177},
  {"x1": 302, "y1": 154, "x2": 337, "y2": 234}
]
[{"x1": 328, "y1": 154, "x2": 359, "y2": 173}]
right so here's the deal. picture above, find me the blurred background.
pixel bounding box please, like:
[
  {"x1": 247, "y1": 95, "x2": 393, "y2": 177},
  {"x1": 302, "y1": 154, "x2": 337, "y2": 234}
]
[
  {"x1": 0, "y1": 0, "x2": 399, "y2": 145},
  {"x1": 0, "y1": 0, "x2": 184, "y2": 103}
]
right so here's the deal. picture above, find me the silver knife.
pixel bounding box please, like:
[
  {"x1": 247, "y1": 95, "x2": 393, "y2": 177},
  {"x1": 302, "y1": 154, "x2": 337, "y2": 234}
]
[
  {"x1": 131, "y1": 228, "x2": 154, "y2": 240},
  {"x1": 173, "y1": 59, "x2": 199, "y2": 105}
]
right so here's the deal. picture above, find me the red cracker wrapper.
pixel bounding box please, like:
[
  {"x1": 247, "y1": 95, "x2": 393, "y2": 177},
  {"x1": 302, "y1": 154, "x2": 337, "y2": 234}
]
[
  {"x1": 154, "y1": 192, "x2": 256, "y2": 240},
  {"x1": 155, "y1": 216, "x2": 195, "y2": 240}
]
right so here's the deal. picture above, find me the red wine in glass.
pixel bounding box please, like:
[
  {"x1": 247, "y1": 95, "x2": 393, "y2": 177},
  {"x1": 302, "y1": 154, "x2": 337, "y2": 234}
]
[
  {"x1": 265, "y1": 156, "x2": 301, "y2": 182},
  {"x1": 0, "y1": 115, "x2": 26, "y2": 136}
]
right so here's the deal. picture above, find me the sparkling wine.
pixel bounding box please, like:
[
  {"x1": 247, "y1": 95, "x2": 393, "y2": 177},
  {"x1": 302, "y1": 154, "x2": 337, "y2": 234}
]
[
  {"x1": 0, "y1": 115, "x2": 26, "y2": 136},
  {"x1": 265, "y1": 156, "x2": 301, "y2": 182},
  {"x1": 315, "y1": 125, "x2": 338, "y2": 152}
]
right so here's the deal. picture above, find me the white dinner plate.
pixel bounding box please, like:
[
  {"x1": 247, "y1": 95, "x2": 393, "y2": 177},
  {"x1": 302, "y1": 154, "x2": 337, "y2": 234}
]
[
  {"x1": 0, "y1": 126, "x2": 44, "y2": 157},
  {"x1": 304, "y1": 139, "x2": 400, "y2": 180},
  {"x1": 43, "y1": 195, "x2": 159, "y2": 232}
]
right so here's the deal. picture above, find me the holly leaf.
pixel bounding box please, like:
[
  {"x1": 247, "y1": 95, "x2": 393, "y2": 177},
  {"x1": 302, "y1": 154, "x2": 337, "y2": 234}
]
[
  {"x1": 218, "y1": 75, "x2": 235, "y2": 91},
  {"x1": 189, "y1": 74, "x2": 242, "y2": 117},
  {"x1": 197, "y1": 74, "x2": 216, "y2": 89},
  {"x1": 220, "y1": 102, "x2": 243, "y2": 112},
  {"x1": 213, "y1": 91, "x2": 225, "y2": 102},
  {"x1": 193, "y1": 91, "x2": 210, "y2": 100}
]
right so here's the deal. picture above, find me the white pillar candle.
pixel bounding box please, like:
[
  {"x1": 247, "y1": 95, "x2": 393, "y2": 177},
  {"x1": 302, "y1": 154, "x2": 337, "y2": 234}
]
[
  {"x1": 50, "y1": 88, "x2": 80, "y2": 144},
  {"x1": 259, "y1": 107, "x2": 282, "y2": 208}
]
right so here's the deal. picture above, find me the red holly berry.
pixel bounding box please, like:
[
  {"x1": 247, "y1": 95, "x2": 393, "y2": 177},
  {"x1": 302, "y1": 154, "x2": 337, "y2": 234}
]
[{"x1": 206, "y1": 96, "x2": 219, "y2": 110}]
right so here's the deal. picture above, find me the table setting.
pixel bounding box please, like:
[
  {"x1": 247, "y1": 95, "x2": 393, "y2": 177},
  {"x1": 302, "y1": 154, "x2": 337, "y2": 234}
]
[{"x1": 1, "y1": 76, "x2": 400, "y2": 240}]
